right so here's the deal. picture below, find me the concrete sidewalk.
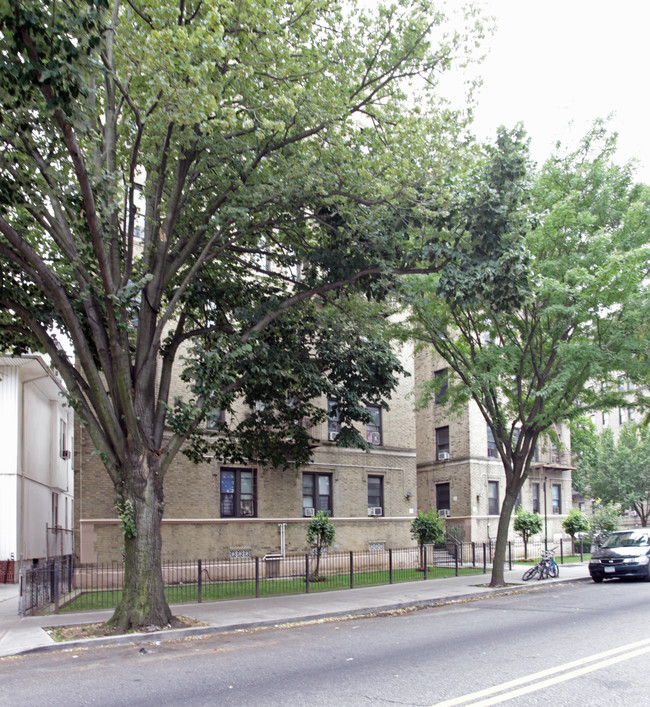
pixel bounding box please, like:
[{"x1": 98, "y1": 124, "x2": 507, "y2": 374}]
[{"x1": 0, "y1": 563, "x2": 591, "y2": 659}]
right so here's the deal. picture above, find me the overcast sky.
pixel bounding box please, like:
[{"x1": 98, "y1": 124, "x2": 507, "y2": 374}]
[{"x1": 461, "y1": 0, "x2": 650, "y2": 181}]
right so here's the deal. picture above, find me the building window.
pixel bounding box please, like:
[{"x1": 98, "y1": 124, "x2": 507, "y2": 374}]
[
  {"x1": 487, "y1": 425, "x2": 498, "y2": 458},
  {"x1": 366, "y1": 405, "x2": 382, "y2": 446},
  {"x1": 205, "y1": 409, "x2": 226, "y2": 430},
  {"x1": 488, "y1": 481, "x2": 499, "y2": 515},
  {"x1": 436, "y1": 426, "x2": 450, "y2": 460},
  {"x1": 515, "y1": 491, "x2": 522, "y2": 510},
  {"x1": 303, "y1": 473, "x2": 332, "y2": 515},
  {"x1": 629, "y1": 408, "x2": 636, "y2": 421},
  {"x1": 52, "y1": 492, "x2": 59, "y2": 528},
  {"x1": 368, "y1": 475, "x2": 384, "y2": 515},
  {"x1": 434, "y1": 368, "x2": 448, "y2": 405},
  {"x1": 532, "y1": 483, "x2": 540, "y2": 514},
  {"x1": 59, "y1": 419, "x2": 67, "y2": 458},
  {"x1": 436, "y1": 482, "x2": 450, "y2": 515},
  {"x1": 552, "y1": 484, "x2": 561, "y2": 515},
  {"x1": 327, "y1": 399, "x2": 340, "y2": 442},
  {"x1": 220, "y1": 468, "x2": 256, "y2": 518},
  {"x1": 602, "y1": 410, "x2": 609, "y2": 426},
  {"x1": 551, "y1": 444, "x2": 560, "y2": 464},
  {"x1": 619, "y1": 407, "x2": 625, "y2": 425}
]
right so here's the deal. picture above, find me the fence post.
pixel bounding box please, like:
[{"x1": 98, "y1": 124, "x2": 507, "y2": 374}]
[
  {"x1": 560, "y1": 539, "x2": 564, "y2": 564},
  {"x1": 508, "y1": 542, "x2": 512, "y2": 571},
  {"x1": 424, "y1": 546, "x2": 428, "y2": 580},
  {"x1": 305, "y1": 554, "x2": 310, "y2": 593},
  {"x1": 579, "y1": 537, "x2": 584, "y2": 562},
  {"x1": 49, "y1": 561, "x2": 54, "y2": 607},
  {"x1": 54, "y1": 563, "x2": 60, "y2": 613},
  {"x1": 389, "y1": 549, "x2": 393, "y2": 584},
  {"x1": 483, "y1": 543, "x2": 487, "y2": 573},
  {"x1": 350, "y1": 551, "x2": 354, "y2": 589},
  {"x1": 472, "y1": 542, "x2": 476, "y2": 568},
  {"x1": 255, "y1": 557, "x2": 260, "y2": 598},
  {"x1": 455, "y1": 543, "x2": 459, "y2": 576},
  {"x1": 18, "y1": 571, "x2": 24, "y2": 617},
  {"x1": 197, "y1": 559, "x2": 203, "y2": 603}
]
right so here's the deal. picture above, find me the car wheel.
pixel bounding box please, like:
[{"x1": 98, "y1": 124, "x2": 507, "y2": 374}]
[
  {"x1": 644, "y1": 564, "x2": 650, "y2": 583},
  {"x1": 592, "y1": 576, "x2": 604, "y2": 583}
]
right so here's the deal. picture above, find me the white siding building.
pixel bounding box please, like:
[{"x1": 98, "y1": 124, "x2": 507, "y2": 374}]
[{"x1": 0, "y1": 356, "x2": 74, "y2": 582}]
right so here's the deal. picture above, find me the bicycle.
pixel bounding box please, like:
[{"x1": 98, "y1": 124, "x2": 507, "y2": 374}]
[{"x1": 522, "y1": 547, "x2": 559, "y2": 581}]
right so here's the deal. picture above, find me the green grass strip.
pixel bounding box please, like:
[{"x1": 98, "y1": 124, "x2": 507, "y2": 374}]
[{"x1": 60, "y1": 566, "x2": 484, "y2": 613}]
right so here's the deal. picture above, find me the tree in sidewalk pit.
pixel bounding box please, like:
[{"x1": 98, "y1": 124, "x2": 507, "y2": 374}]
[
  {"x1": 408, "y1": 123, "x2": 650, "y2": 587},
  {"x1": 590, "y1": 500, "x2": 620, "y2": 545},
  {"x1": 513, "y1": 508, "x2": 542, "y2": 560},
  {"x1": 582, "y1": 425, "x2": 650, "y2": 527},
  {"x1": 562, "y1": 508, "x2": 590, "y2": 553},
  {"x1": 306, "y1": 511, "x2": 335, "y2": 579},
  {"x1": 410, "y1": 509, "x2": 445, "y2": 569},
  {"x1": 0, "y1": 0, "x2": 498, "y2": 630}
]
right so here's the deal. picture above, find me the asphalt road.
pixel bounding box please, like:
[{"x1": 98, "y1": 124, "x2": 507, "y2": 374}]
[{"x1": 2, "y1": 579, "x2": 650, "y2": 706}]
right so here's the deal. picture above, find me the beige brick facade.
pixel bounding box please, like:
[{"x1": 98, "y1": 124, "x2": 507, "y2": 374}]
[
  {"x1": 415, "y1": 348, "x2": 574, "y2": 545},
  {"x1": 74, "y1": 347, "x2": 419, "y2": 563}
]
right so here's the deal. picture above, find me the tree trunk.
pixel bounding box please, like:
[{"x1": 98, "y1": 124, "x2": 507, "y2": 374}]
[
  {"x1": 489, "y1": 491, "x2": 517, "y2": 587},
  {"x1": 109, "y1": 454, "x2": 172, "y2": 631}
]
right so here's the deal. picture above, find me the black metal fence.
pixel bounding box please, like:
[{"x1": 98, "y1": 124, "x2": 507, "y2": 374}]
[
  {"x1": 19, "y1": 556, "x2": 75, "y2": 616},
  {"x1": 19, "y1": 538, "x2": 590, "y2": 616}
]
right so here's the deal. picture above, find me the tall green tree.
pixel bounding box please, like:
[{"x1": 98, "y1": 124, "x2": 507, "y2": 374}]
[
  {"x1": 568, "y1": 415, "x2": 598, "y2": 497},
  {"x1": 409, "y1": 124, "x2": 650, "y2": 586},
  {"x1": 583, "y1": 425, "x2": 650, "y2": 526},
  {"x1": 0, "y1": 0, "x2": 492, "y2": 629}
]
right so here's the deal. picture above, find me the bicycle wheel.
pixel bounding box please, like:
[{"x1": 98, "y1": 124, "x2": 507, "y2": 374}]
[
  {"x1": 537, "y1": 562, "x2": 547, "y2": 580},
  {"x1": 522, "y1": 566, "x2": 538, "y2": 581},
  {"x1": 549, "y1": 563, "x2": 559, "y2": 578}
]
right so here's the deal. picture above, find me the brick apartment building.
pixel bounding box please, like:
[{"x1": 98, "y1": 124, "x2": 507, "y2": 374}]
[
  {"x1": 415, "y1": 348, "x2": 574, "y2": 545},
  {"x1": 74, "y1": 342, "x2": 418, "y2": 563}
]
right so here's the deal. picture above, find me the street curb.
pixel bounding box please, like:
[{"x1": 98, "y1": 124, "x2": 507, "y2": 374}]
[{"x1": 10, "y1": 575, "x2": 591, "y2": 658}]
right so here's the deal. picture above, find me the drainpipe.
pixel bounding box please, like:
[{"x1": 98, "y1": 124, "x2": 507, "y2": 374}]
[{"x1": 278, "y1": 523, "x2": 287, "y2": 557}]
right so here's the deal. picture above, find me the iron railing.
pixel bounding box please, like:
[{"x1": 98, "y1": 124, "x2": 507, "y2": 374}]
[
  {"x1": 18, "y1": 538, "x2": 589, "y2": 616},
  {"x1": 19, "y1": 556, "x2": 75, "y2": 616}
]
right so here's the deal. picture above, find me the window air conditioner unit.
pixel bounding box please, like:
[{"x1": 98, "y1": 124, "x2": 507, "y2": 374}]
[
  {"x1": 371, "y1": 507, "x2": 383, "y2": 516},
  {"x1": 62, "y1": 450, "x2": 71, "y2": 459},
  {"x1": 438, "y1": 509, "x2": 450, "y2": 518},
  {"x1": 328, "y1": 431, "x2": 338, "y2": 441},
  {"x1": 438, "y1": 451, "x2": 450, "y2": 461},
  {"x1": 303, "y1": 507, "x2": 315, "y2": 517}
]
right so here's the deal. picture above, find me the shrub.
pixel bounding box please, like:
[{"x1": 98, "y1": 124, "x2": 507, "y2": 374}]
[
  {"x1": 410, "y1": 509, "x2": 445, "y2": 568},
  {"x1": 562, "y1": 508, "x2": 590, "y2": 539},
  {"x1": 513, "y1": 508, "x2": 542, "y2": 560},
  {"x1": 306, "y1": 511, "x2": 335, "y2": 578}
]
